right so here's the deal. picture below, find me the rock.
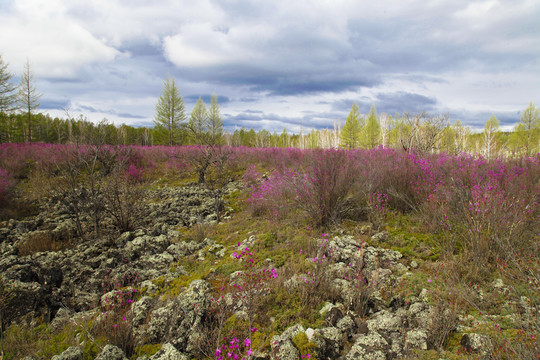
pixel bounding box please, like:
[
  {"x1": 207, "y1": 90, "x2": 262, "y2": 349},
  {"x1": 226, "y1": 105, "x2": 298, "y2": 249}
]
[
  {"x1": 324, "y1": 306, "x2": 344, "y2": 326},
  {"x1": 346, "y1": 332, "x2": 388, "y2": 360},
  {"x1": 132, "y1": 296, "x2": 155, "y2": 325},
  {"x1": 460, "y1": 333, "x2": 493, "y2": 358},
  {"x1": 177, "y1": 279, "x2": 211, "y2": 311},
  {"x1": 50, "y1": 307, "x2": 73, "y2": 332},
  {"x1": 270, "y1": 337, "x2": 299, "y2": 360},
  {"x1": 371, "y1": 231, "x2": 389, "y2": 243},
  {"x1": 2, "y1": 280, "x2": 43, "y2": 324},
  {"x1": 280, "y1": 323, "x2": 306, "y2": 340},
  {"x1": 311, "y1": 327, "x2": 343, "y2": 359},
  {"x1": 51, "y1": 346, "x2": 83, "y2": 360},
  {"x1": 141, "y1": 280, "x2": 158, "y2": 294},
  {"x1": 115, "y1": 232, "x2": 132, "y2": 248},
  {"x1": 405, "y1": 329, "x2": 428, "y2": 350},
  {"x1": 149, "y1": 343, "x2": 188, "y2": 360},
  {"x1": 94, "y1": 345, "x2": 128, "y2": 360},
  {"x1": 336, "y1": 315, "x2": 356, "y2": 338},
  {"x1": 492, "y1": 278, "x2": 504, "y2": 289},
  {"x1": 306, "y1": 328, "x2": 315, "y2": 340},
  {"x1": 146, "y1": 305, "x2": 177, "y2": 343},
  {"x1": 367, "y1": 309, "x2": 403, "y2": 335},
  {"x1": 270, "y1": 324, "x2": 305, "y2": 360}
]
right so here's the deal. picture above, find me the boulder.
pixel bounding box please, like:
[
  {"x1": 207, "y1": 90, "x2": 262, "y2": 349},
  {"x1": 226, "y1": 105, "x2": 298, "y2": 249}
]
[
  {"x1": 346, "y1": 332, "x2": 388, "y2": 360},
  {"x1": 460, "y1": 333, "x2": 493, "y2": 358},
  {"x1": 311, "y1": 327, "x2": 344, "y2": 359},
  {"x1": 94, "y1": 345, "x2": 128, "y2": 360},
  {"x1": 51, "y1": 346, "x2": 83, "y2": 360},
  {"x1": 149, "y1": 343, "x2": 188, "y2": 360}
]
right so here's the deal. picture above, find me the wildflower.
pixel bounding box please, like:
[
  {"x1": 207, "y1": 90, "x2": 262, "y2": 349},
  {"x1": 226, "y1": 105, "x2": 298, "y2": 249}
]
[
  {"x1": 247, "y1": 348, "x2": 253, "y2": 356},
  {"x1": 244, "y1": 338, "x2": 251, "y2": 347}
]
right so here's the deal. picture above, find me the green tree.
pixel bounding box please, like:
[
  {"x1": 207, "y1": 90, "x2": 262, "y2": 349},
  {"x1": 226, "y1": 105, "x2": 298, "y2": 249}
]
[
  {"x1": 363, "y1": 104, "x2": 381, "y2": 148},
  {"x1": 18, "y1": 59, "x2": 42, "y2": 142},
  {"x1": 154, "y1": 75, "x2": 186, "y2": 146},
  {"x1": 188, "y1": 97, "x2": 208, "y2": 145},
  {"x1": 0, "y1": 55, "x2": 18, "y2": 142},
  {"x1": 340, "y1": 103, "x2": 362, "y2": 149},
  {"x1": 206, "y1": 93, "x2": 224, "y2": 146},
  {"x1": 187, "y1": 95, "x2": 228, "y2": 185},
  {"x1": 278, "y1": 128, "x2": 290, "y2": 148},
  {"x1": 511, "y1": 102, "x2": 540, "y2": 156}
]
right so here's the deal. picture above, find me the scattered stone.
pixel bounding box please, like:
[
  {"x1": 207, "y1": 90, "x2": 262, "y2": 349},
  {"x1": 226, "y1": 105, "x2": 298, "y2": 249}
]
[
  {"x1": 149, "y1": 343, "x2": 188, "y2": 360},
  {"x1": 51, "y1": 346, "x2": 83, "y2": 360},
  {"x1": 405, "y1": 329, "x2": 428, "y2": 350},
  {"x1": 94, "y1": 345, "x2": 128, "y2": 360},
  {"x1": 460, "y1": 333, "x2": 493, "y2": 358},
  {"x1": 371, "y1": 231, "x2": 389, "y2": 243}
]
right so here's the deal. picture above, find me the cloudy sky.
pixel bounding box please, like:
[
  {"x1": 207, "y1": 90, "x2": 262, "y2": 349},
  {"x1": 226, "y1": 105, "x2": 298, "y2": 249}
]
[{"x1": 1, "y1": 0, "x2": 539, "y2": 132}]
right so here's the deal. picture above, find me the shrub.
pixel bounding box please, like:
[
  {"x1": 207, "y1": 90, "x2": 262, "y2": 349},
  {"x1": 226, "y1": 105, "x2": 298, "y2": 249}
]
[{"x1": 0, "y1": 168, "x2": 14, "y2": 205}]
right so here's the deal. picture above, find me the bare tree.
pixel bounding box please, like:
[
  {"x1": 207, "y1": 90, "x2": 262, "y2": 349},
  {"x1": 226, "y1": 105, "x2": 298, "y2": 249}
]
[
  {"x1": 398, "y1": 112, "x2": 449, "y2": 154},
  {"x1": 18, "y1": 59, "x2": 42, "y2": 143}
]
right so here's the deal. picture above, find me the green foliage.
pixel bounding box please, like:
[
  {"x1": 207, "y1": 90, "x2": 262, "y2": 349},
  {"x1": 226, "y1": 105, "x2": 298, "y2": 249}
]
[
  {"x1": 154, "y1": 75, "x2": 186, "y2": 146},
  {"x1": 133, "y1": 343, "x2": 162, "y2": 358},
  {"x1": 0, "y1": 55, "x2": 17, "y2": 143},
  {"x1": 292, "y1": 332, "x2": 318, "y2": 359},
  {"x1": 340, "y1": 103, "x2": 362, "y2": 149},
  {"x1": 364, "y1": 104, "x2": 381, "y2": 149},
  {"x1": 510, "y1": 101, "x2": 540, "y2": 156}
]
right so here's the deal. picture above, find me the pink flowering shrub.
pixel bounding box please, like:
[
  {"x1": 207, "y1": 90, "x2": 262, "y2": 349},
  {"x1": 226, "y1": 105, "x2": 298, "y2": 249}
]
[
  {"x1": 94, "y1": 271, "x2": 140, "y2": 357},
  {"x1": 422, "y1": 156, "x2": 539, "y2": 265},
  {"x1": 196, "y1": 244, "x2": 278, "y2": 359}
]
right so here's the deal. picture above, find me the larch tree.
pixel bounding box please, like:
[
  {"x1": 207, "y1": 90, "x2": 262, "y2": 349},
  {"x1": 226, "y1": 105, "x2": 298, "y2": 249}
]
[
  {"x1": 513, "y1": 102, "x2": 540, "y2": 156},
  {"x1": 0, "y1": 55, "x2": 17, "y2": 142},
  {"x1": 18, "y1": 59, "x2": 42, "y2": 143},
  {"x1": 340, "y1": 102, "x2": 362, "y2": 149},
  {"x1": 364, "y1": 104, "x2": 381, "y2": 149},
  {"x1": 188, "y1": 97, "x2": 208, "y2": 145},
  {"x1": 154, "y1": 75, "x2": 186, "y2": 146}
]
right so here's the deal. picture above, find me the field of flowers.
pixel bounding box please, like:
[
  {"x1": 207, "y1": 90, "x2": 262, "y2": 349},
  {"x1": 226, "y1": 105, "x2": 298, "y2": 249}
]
[{"x1": 0, "y1": 143, "x2": 538, "y2": 359}]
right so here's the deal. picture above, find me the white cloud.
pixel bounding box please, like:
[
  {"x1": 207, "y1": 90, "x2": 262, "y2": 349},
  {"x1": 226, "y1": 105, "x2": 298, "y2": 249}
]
[{"x1": 0, "y1": 0, "x2": 122, "y2": 77}]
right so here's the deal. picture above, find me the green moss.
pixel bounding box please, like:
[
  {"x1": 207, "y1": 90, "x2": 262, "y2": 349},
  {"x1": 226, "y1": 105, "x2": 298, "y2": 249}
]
[
  {"x1": 292, "y1": 332, "x2": 318, "y2": 359},
  {"x1": 132, "y1": 343, "x2": 162, "y2": 358}
]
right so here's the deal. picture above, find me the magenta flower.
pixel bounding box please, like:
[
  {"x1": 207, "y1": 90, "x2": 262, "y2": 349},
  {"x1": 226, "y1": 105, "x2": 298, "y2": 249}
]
[{"x1": 244, "y1": 338, "x2": 251, "y2": 347}]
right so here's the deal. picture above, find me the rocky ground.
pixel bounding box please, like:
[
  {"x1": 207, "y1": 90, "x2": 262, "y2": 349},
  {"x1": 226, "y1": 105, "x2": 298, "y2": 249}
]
[{"x1": 0, "y1": 182, "x2": 536, "y2": 360}]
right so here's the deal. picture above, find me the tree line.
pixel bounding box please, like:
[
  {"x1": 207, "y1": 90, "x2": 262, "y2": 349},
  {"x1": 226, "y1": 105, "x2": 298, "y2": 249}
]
[{"x1": 1, "y1": 54, "x2": 538, "y2": 156}]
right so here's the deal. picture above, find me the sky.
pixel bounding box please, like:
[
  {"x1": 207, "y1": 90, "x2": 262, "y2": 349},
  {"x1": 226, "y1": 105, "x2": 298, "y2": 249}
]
[{"x1": 1, "y1": 0, "x2": 539, "y2": 133}]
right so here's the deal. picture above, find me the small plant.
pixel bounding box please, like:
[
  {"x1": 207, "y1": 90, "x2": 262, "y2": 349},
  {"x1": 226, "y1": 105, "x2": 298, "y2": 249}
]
[{"x1": 93, "y1": 272, "x2": 140, "y2": 357}]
